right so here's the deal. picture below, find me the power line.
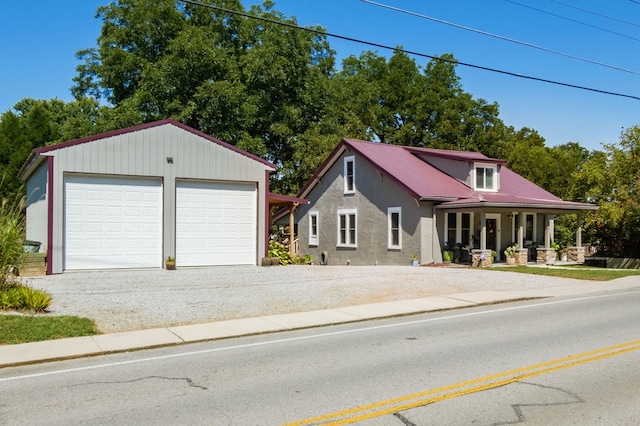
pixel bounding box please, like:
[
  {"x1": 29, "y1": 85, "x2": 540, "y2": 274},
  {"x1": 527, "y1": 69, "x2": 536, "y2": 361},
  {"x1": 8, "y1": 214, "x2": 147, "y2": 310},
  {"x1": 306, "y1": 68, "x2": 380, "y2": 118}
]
[
  {"x1": 177, "y1": 0, "x2": 640, "y2": 101},
  {"x1": 551, "y1": 0, "x2": 640, "y2": 29},
  {"x1": 363, "y1": 0, "x2": 640, "y2": 76},
  {"x1": 505, "y1": 0, "x2": 640, "y2": 42}
]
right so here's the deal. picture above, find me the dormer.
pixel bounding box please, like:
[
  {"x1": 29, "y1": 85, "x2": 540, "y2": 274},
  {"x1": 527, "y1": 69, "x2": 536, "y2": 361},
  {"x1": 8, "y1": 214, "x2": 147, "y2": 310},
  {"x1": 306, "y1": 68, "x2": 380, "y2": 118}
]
[
  {"x1": 473, "y1": 162, "x2": 500, "y2": 192},
  {"x1": 409, "y1": 147, "x2": 505, "y2": 192}
]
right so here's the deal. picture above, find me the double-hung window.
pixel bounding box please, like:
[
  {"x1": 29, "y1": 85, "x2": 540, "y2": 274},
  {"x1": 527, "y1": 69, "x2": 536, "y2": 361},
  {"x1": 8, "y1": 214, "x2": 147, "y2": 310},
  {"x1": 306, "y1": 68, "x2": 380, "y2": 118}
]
[
  {"x1": 474, "y1": 164, "x2": 497, "y2": 191},
  {"x1": 309, "y1": 211, "x2": 319, "y2": 246},
  {"x1": 344, "y1": 155, "x2": 355, "y2": 194},
  {"x1": 337, "y1": 209, "x2": 357, "y2": 247},
  {"x1": 388, "y1": 207, "x2": 402, "y2": 249}
]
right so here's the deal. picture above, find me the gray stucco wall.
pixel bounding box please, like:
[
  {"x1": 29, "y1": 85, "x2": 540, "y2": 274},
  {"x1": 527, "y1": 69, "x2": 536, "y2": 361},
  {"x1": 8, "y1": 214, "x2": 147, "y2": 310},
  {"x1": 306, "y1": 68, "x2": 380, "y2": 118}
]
[
  {"x1": 296, "y1": 149, "x2": 425, "y2": 266},
  {"x1": 33, "y1": 123, "x2": 271, "y2": 273}
]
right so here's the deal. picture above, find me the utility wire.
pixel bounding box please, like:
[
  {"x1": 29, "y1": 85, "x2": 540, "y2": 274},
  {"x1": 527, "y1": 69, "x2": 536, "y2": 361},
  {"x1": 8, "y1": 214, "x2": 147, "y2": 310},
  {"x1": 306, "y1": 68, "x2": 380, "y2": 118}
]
[
  {"x1": 505, "y1": 0, "x2": 640, "y2": 42},
  {"x1": 362, "y1": 0, "x2": 640, "y2": 76},
  {"x1": 551, "y1": 0, "x2": 640, "y2": 29},
  {"x1": 178, "y1": 0, "x2": 640, "y2": 101}
]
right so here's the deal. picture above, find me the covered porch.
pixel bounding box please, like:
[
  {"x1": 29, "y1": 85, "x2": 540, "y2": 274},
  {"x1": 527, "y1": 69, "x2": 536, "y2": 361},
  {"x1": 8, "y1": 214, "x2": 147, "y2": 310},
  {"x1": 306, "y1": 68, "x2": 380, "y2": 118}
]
[
  {"x1": 268, "y1": 192, "x2": 309, "y2": 255},
  {"x1": 436, "y1": 199, "x2": 598, "y2": 267}
]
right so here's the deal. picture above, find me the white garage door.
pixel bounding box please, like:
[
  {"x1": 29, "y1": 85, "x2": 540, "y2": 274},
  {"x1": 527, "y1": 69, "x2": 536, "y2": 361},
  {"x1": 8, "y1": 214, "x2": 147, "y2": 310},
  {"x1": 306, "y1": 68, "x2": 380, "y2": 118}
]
[
  {"x1": 176, "y1": 181, "x2": 257, "y2": 266},
  {"x1": 64, "y1": 175, "x2": 163, "y2": 270}
]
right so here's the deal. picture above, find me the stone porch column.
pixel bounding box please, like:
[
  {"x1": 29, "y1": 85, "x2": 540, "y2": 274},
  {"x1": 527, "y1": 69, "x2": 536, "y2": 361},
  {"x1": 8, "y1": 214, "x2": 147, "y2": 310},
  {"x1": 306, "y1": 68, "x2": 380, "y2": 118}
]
[
  {"x1": 472, "y1": 249, "x2": 493, "y2": 267},
  {"x1": 515, "y1": 248, "x2": 528, "y2": 266}
]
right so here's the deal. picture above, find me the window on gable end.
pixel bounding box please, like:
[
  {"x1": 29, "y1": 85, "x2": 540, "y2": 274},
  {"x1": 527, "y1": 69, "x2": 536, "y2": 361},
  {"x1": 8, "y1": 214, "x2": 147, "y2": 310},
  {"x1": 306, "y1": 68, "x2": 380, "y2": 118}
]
[
  {"x1": 388, "y1": 207, "x2": 402, "y2": 249},
  {"x1": 344, "y1": 155, "x2": 355, "y2": 194},
  {"x1": 309, "y1": 211, "x2": 319, "y2": 246}
]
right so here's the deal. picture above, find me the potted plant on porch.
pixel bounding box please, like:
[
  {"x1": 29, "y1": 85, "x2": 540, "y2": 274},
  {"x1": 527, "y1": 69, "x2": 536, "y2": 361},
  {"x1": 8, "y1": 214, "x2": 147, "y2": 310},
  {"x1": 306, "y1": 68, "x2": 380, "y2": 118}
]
[
  {"x1": 409, "y1": 252, "x2": 420, "y2": 267},
  {"x1": 504, "y1": 244, "x2": 518, "y2": 265},
  {"x1": 442, "y1": 242, "x2": 454, "y2": 263}
]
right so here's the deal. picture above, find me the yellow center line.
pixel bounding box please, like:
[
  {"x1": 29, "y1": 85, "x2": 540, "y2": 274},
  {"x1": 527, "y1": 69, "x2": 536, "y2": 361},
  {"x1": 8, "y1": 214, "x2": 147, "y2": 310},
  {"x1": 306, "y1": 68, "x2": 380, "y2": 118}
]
[{"x1": 283, "y1": 339, "x2": 640, "y2": 426}]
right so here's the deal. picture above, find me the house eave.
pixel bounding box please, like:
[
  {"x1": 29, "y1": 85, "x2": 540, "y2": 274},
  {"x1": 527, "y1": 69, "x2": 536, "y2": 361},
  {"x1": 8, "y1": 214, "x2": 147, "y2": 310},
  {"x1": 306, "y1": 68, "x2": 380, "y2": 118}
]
[
  {"x1": 18, "y1": 152, "x2": 47, "y2": 181},
  {"x1": 435, "y1": 201, "x2": 599, "y2": 212},
  {"x1": 420, "y1": 196, "x2": 459, "y2": 202}
]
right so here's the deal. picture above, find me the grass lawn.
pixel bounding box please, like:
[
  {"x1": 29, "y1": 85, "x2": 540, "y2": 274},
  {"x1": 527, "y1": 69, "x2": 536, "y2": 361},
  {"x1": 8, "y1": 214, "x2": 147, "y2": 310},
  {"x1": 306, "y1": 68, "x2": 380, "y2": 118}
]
[
  {"x1": 0, "y1": 315, "x2": 98, "y2": 345},
  {"x1": 491, "y1": 266, "x2": 640, "y2": 281}
]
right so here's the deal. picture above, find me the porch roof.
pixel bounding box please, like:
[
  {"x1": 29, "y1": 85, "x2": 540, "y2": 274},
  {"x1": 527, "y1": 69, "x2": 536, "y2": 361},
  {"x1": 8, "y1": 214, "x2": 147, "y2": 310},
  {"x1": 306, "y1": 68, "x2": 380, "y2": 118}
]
[{"x1": 436, "y1": 193, "x2": 598, "y2": 212}]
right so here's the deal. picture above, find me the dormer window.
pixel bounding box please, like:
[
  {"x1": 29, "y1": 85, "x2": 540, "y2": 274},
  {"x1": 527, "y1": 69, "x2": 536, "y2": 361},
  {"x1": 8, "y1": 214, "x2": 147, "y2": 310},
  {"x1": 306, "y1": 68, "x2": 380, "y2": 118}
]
[
  {"x1": 344, "y1": 155, "x2": 355, "y2": 194},
  {"x1": 474, "y1": 163, "x2": 498, "y2": 191}
]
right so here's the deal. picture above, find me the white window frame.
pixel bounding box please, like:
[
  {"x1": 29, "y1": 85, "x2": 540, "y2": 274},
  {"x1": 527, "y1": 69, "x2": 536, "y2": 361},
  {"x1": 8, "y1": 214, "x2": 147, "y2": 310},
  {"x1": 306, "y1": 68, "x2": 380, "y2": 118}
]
[
  {"x1": 309, "y1": 211, "x2": 319, "y2": 246},
  {"x1": 512, "y1": 212, "x2": 537, "y2": 245},
  {"x1": 445, "y1": 212, "x2": 474, "y2": 247},
  {"x1": 344, "y1": 155, "x2": 355, "y2": 194},
  {"x1": 387, "y1": 207, "x2": 402, "y2": 249},
  {"x1": 337, "y1": 208, "x2": 357, "y2": 247},
  {"x1": 474, "y1": 163, "x2": 498, "y2": 192}
]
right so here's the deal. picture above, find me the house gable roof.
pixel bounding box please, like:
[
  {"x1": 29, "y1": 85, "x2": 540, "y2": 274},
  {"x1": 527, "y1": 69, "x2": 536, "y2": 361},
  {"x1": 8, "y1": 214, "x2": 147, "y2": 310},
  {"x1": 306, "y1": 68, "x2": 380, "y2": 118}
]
[
  {"x1": 298, "y1": 138, "x2": 596, "y2": 211},
  {"x1": 18, "y1": 118, "x2": 276, "y2": 180}
]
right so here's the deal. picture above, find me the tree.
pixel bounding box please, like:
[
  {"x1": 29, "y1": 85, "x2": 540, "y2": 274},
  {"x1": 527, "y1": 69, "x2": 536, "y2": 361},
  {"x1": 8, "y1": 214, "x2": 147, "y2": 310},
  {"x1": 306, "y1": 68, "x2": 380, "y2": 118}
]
[
  {"x1": 72, "y1": 0, "x2": 336, "y2": 193},
  {"x1": 571, "y1": 126, "x2": 640, "y2": 257},
  {"x1": 0, "y1": 98, "x2": 111, "y2": 202}
]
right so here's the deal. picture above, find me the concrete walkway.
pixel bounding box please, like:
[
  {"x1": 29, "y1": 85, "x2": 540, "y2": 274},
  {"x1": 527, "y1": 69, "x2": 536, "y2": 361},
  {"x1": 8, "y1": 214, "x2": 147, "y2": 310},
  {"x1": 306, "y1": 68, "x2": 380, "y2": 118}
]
[{"x1": 2, "y1": 277, "x2": 638, "y2": 368}]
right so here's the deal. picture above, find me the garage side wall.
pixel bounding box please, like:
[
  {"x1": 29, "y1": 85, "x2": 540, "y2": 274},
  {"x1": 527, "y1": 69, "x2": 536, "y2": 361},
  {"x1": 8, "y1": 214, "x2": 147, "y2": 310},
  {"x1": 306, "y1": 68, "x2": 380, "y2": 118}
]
[
  {"x1": 46, "y1": 124, "x2": 270, "y2": 273},
  {"x1": 25, "y1": 161, "x2": 48, "y2": 253}
]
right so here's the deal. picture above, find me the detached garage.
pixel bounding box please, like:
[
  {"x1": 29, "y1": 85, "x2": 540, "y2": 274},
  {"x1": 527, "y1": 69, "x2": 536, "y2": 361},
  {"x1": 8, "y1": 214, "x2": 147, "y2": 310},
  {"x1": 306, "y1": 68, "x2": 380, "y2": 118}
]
[{"x1": 19, "y1": 119, "x2": 276, "y2": 274}]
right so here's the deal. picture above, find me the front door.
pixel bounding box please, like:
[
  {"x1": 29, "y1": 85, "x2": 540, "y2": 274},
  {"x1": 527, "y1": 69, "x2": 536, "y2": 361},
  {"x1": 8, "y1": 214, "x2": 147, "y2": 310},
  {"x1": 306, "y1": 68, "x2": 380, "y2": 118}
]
[{"x1": 486, "y1": 213, "x2": 501, "y2": 260}]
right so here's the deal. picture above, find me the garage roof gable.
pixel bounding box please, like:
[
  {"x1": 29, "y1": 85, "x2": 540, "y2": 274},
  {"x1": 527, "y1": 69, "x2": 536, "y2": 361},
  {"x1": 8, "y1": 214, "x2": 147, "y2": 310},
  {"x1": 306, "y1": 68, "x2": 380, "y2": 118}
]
[{"x1": 19, "y1": 119, "x2": 276, "y2": 180}]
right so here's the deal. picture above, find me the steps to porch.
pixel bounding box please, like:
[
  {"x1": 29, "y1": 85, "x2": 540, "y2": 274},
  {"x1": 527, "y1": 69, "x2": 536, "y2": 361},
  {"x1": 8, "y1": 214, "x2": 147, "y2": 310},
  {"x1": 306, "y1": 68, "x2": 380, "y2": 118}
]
[{"x1": 18, "y1": 253, "x2": 47, "y2": 277}]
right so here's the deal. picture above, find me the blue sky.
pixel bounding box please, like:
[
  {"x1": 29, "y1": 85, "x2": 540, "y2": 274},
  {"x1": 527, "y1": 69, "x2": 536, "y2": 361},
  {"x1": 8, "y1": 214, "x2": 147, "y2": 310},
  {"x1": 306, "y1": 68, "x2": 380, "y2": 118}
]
[{"x1": 1, "y1": 0, "x2": 638, "y2": 151}]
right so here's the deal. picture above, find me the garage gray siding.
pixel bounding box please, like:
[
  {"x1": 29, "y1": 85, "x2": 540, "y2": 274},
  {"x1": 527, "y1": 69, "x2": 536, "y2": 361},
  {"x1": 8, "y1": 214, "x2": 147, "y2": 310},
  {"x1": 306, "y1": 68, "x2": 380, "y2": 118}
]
[
  {"x1": 28, "y1": 121, "x2": 272, "y2": 273},
  {"x1": 297, "y1": 150, "x2": 424, "y2": 266}
]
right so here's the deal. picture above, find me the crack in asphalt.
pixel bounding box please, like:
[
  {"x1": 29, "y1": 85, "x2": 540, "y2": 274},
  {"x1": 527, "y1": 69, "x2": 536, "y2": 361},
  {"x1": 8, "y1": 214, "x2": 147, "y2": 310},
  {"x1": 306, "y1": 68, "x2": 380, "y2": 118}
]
[
  {"x1": 69, "y1": 375, "x2": 208, "y2": 390},
  {"x1": 393, "y1": 412, "x2": 418, "y2": 425},
  {"x1": 491, "y1": 381, "x2": 584, "y2": 425}
]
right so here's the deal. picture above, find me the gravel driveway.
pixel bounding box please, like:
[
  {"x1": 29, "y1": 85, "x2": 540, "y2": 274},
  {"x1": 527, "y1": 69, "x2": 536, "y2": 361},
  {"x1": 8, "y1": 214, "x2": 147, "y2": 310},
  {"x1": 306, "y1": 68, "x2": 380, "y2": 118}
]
[{"x1": 23, "y1": 265, "x2": 593, "y2": 333}]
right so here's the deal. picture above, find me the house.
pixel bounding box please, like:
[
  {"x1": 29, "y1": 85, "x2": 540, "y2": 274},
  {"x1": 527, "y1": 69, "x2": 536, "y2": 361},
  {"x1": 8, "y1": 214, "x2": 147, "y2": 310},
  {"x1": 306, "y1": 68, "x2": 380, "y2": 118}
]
[
  {"x1": 18, "y1": 119, "x2": 281, "y2": 274},
  {"x1": 291, "y1": 138, "x2": 597, "y2": 266}
]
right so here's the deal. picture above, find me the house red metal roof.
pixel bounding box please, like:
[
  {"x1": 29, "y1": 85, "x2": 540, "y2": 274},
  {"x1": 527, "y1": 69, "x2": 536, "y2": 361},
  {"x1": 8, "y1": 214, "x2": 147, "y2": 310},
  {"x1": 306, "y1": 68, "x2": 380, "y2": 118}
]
[
  {"x1": 343, "y1": 139, "x2": 474, "y2": 200},
  {"x1": 299, "y1": 138, "x2": 596, "y2": 211}
]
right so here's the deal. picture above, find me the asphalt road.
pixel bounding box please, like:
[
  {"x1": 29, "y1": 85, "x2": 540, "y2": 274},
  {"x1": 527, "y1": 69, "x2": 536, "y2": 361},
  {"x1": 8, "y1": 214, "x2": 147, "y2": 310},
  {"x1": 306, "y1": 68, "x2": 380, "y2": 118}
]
[{"x1": 2, "y1": 287, "x2": 639, "y2": 425}]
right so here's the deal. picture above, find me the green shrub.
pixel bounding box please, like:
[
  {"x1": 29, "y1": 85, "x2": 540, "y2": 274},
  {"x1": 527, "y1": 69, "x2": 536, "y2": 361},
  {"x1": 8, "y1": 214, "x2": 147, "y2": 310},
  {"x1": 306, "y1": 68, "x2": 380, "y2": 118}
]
[
  {"x1": 268, "y1": 240, "x2": 313, "y2": 265},
  {"x1": 0, "y1": 283, "x2": 51, "y2": 312},
  {"x1": 0, "y1": 187, "x2": 27, "y2": 290},
  {"x1": 18, "y1": 286, "x2": 52, "y2": 312}
]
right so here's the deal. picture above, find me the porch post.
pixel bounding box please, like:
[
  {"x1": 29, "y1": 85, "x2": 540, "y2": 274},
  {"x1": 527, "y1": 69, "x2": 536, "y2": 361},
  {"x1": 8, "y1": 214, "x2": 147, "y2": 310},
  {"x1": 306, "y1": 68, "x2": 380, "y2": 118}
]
[
  {"x1": 479, "y1": 211, "x2": 487, "y2": 250},
  {"x1": 544, "y1": 214, "x2": 552, "y2": 248},
  {"x1": 576, "y1": 212, "x2": 583, "y2": 247},
  {"x1": 517, "y1": 211, "x2": 524, "y2": 248},
  {"x1": 288, "y1": 203, "x2": 298, "y2": 255}
]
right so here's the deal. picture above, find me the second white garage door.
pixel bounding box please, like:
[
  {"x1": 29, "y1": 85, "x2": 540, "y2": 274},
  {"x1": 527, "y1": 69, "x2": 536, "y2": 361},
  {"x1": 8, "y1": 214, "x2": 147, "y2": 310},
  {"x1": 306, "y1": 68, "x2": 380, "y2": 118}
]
[{"x1": 176, "y1": 181, "x2": 257, "y2": 266}]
